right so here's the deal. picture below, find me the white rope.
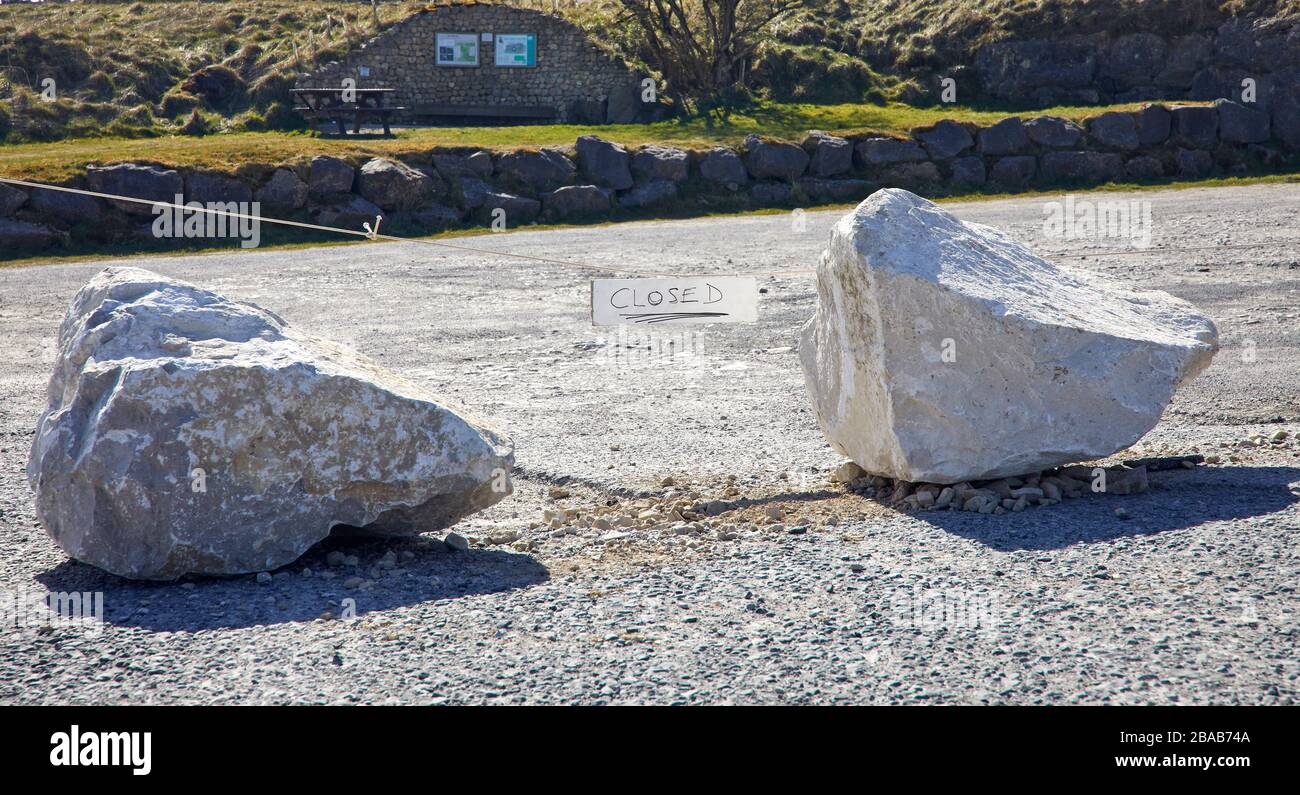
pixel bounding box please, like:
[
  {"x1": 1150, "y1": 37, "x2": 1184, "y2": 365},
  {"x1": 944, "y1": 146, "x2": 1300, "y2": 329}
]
[
  {"x1": 1, "y1": 176, "x2": 1288, "y2": 277},
  {"x1": 0, "y1": 176, "x2": 795, "y2": 278}
]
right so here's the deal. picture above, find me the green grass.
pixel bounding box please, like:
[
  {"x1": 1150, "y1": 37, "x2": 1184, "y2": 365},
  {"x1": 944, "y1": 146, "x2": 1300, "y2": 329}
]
[
  {"x1": 5, "y1": 171, "x2": 1294, "y2": 271},
  {"x1": 0, "y1": 99, "x2": 1172, "y2": 183}
]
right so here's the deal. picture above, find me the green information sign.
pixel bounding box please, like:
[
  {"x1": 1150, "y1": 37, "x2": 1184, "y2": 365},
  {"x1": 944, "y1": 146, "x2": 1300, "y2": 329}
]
[{"x1": 495, "y1": 33, "x2": 536, "y2": 67}]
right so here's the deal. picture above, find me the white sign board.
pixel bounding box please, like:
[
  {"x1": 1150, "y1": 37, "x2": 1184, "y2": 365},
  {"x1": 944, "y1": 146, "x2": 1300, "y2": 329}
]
[
  {"x1": 436, "y1": 33, "x2": 479, "y2": 66},
  {"x1": 591, "y1": 277, "x2": 758, "y2": 326}
]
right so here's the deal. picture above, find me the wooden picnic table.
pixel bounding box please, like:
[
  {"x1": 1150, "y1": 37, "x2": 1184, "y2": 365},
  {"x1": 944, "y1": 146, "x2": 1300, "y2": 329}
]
[{"x1": 292, "y1": 87, "x2": 405, "y2": 137}]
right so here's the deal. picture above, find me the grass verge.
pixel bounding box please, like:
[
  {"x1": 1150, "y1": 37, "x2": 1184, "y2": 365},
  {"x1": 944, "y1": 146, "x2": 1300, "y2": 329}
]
[{"x1": 0, "y1": 99, "x2": 1176, "y2": 183}]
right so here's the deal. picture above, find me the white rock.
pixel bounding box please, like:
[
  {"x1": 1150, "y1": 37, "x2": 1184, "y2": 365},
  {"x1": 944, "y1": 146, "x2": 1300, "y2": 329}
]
[
  {"x1": 28, "y1": 267, "x2": 513, "y2": 580},
  {"x1": 799, "y1": 189, "x2": 1217, "y2": 483}
]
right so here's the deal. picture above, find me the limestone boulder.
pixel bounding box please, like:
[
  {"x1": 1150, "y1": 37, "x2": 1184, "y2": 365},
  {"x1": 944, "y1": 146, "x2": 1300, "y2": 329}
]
[
  {"x1": 1040, "y1": 150, "x2": 1124, "y2": 183},
  {"x1": 976, "y1": 118, "x2": 1030, "y2": 156},
  {"x1": 854, "y1": 137, "x2": 927, "y2": 167},
  {"x1": 313, "y1": 194, "x2": 384, "y2": 229},
  {"x1": 356, "y1": 159, "x2": 433, "y2": 212},
  {"x1": 576, "y1": 136, "x2": 633, "y2": 190},
  {"x1": 431, "y1": 152, "x2": 480, "y2": 181},
  {"x1": 751, "y1": 181, "x2": 793, "y2": 204},
  {"x1": 1125, "y1": 155, "x2": 1165, "y2": 180},
  {"x1": 802, "y1": 131, "x2": 853, "y2": 178},
  {"x1": 797, "y1": 178, "x2": 872, "y2": 202},
  {"x1": 948, "y1": 156, "x2": 986, "y2": 186},
  {"x1": 744, "y1": 135, "x2": 809, "y2": 181},
  {"x1": 0, "y1": 182, "x2": 28, "y2": 216},
  {"x1": 478, "y1": 192, "x2": 541, "y2": 225},
  {"x1": 631, "y1": 145, "x2": 689, "y2": 183},
  {"x1": 86, "y1": 163, "x2": 184, "y2": 215},
  {"x1": 497, "y1": 149, "x2": 576, "y2": 194},
  {"x1": 542, "y1": 184, "x2": 611, "y2": 220},
  {"x1": 799, "y1": 189, "x2": 1218, "y2": 483},
  {"x1": 1214, "y1": 99, "x2": 1269, "y2": 144},
  {"x1": 1086, "y1": 112, "x2": 1139, "y2": 150},
  {"x1": 699, "y1": 147, "x2": 748, "y2": 188},
  {"x1": 989, "y1": 155, "x2": 1036, "y2": 187},
  {"x1": 1134, "y1": 104, "x2": 1173, "y2": 146},
  {"x1": 618, "y1": 179, "x2": 677, "y2": 209},
  {"x1": 455, "y1": 176, "x2": 493, "y2": 210},
  {"x1": 28, "y1": 188, "x2": 103, "y2": 225},
  {"x1": 28, "y1": 267, "x2": 514, "y2": 580},
  {"x1": 0, "y1": 217, "x2": 65, "y2": 250},
  {"x1": 1170, "y1": 105, "x2": 1219, "y2": 149},
  {"x1": 1177, "y1": 148, "x2": 1215, "y2": 178},
  {"x1": 1023, "y1": 116, "x2": 1083, "y2": 148},
  {"x1": 255, "y1": 168, "x2": 309, "y2": 211},
  {"x1": 913, "y1": 121, "x2": 973, "y2": 160},
  {"x1": 186, "y1": 172, "x2": 253, "y2": 205},
  {"x1": 1100, "y1": 33, "x2": 1168, "y2": 89},
  {"x1": 308, "y1": 155, "x2": 356, "y2": 196},
  {"x1": 975, "y1": 39, "x2": 1097, "y2": 101}
]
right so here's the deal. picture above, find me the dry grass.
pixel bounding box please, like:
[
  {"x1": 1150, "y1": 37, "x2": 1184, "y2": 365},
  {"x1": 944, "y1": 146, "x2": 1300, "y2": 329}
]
[
  {"x1": 0, "y1": 0, "x2": 1288, "y2": 144},
  {"x1": 0, "y1": 0, "x2": 418, "y2": 141}
]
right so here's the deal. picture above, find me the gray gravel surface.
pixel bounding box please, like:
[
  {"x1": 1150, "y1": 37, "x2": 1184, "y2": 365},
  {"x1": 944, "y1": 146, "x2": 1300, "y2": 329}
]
[{"x1": 1, "y1": 184, "x2": 1297, "y2": 704}]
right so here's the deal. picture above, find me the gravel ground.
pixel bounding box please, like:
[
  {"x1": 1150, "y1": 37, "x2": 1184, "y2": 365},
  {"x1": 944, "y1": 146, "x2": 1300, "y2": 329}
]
[{"x1": 1, "y1": 184, "x2": 1297, "y2": 705}]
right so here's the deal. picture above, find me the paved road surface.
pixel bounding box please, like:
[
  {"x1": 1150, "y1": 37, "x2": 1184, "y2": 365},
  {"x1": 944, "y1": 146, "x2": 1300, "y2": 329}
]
[{"x1": 1, "y1": 184, "x2": 1297, "y2": 704}]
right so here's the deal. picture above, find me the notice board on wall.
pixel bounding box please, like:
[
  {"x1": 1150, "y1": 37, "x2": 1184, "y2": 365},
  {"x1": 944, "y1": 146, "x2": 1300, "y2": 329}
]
[
  {"x1": 436, "y1": 32, "x2": 479, "y2": 66},
  {"x1": 495, "y1": 33, "x2": 536, "y2": 67}
]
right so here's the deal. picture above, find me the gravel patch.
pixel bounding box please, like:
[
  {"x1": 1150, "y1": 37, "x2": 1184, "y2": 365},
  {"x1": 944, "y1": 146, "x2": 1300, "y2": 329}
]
[{"x1": 0, "y1": 184, "x2": 1297, "y2": 704}]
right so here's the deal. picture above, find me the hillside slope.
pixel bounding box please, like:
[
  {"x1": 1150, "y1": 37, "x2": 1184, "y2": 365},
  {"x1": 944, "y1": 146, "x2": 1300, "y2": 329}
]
[{"x1": 0, "y1": 0, "x2": 1296, "y2": 142}]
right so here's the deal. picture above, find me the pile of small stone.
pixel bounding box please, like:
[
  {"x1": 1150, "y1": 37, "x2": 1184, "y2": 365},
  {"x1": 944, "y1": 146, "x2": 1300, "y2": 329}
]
[
  {"x1": 1208, "y1": 428, "x2": 1295, "y2": 464},
  {"x1": 534, "y1": 474, "x2": 751, "y2": 539},
  {"x1": 830, "y1": 460, "x2": 1154, "y2": 515}
]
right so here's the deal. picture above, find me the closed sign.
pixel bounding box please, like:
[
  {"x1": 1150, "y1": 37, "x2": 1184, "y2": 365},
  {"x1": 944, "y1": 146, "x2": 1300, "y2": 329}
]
[{"x1": 591, "y1": 277, "x2": 758, "y2": 325}]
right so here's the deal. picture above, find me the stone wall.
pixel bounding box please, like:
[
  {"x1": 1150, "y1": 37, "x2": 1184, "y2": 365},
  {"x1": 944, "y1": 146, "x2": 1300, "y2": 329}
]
[
  {"x1": 971, "y1": 18, "x2": 1299, "y2": 147},
  {"x1": 3, "y1": 100, "x2": 1296, "y2": 254},
  {"x1": 295, "y1": 3, "x2": 649, "y2": 124}
]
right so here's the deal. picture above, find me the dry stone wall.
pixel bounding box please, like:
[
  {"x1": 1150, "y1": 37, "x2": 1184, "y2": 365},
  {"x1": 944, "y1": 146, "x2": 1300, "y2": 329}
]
[
  {"x1": 296, "y1": 3, "x2": 648, "y2": 124},
  {"x1": 3, "y1": 101, "x2": 1297, "y2": 253},
  {"x1": 970, "y1": 18, "x2": 1299, "y2": 146}
]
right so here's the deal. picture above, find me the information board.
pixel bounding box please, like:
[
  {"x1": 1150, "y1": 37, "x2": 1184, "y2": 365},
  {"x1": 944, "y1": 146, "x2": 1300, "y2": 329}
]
[
  {"x1": 495, "y1": 33, "x2": 536, "y2": 67},
  {"x1": 436, "y1": 33, "x2": 479, "y2": 66}
]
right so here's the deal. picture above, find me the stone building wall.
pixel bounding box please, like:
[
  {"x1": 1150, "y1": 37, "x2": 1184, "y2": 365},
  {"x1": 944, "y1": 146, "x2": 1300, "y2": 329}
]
[{"x1": 296, "y1": 3, "x2": 648, "y2": 124}]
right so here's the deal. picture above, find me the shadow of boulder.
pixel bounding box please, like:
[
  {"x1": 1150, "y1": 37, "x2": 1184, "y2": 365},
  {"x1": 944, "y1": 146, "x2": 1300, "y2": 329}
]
[
  {"x1": 35, "y1": 534, "x2": 549, "y2": 632},
  {"x1": 915, "y1": 465, "x2": 1300, "y2": 551}
]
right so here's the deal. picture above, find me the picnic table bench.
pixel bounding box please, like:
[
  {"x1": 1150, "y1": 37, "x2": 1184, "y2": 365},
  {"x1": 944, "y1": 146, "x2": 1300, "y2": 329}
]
[{"x1": 292, "y1": 87, "x2": 405, "y2": 136}]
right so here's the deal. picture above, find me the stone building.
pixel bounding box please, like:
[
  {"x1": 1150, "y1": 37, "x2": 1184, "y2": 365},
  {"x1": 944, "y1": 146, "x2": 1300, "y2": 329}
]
[{"x1": 296, "y1": 2, "x2": 651, "y2": 124}]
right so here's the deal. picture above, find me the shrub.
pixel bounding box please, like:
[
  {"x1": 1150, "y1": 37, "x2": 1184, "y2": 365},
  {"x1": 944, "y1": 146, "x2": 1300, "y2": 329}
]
[
  {"x1": 84, "y1": 70, "x2": 115, "y2": 100},
  {"x1": 180, "y1": 64, "x2": 246, "y2": 109},
  {"x1": 261, "y1": 100, "x2": 303, "y2": 131},
  {"x1": 159, "y1": 90, "x2": 200, "y2": 118},
  {"x1": 179, "y1": 109, "x2": 213, "y2": 136}
]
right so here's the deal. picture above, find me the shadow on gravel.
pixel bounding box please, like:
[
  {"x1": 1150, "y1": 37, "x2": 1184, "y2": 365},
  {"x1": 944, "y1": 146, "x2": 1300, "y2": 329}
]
[
  {"x1": 923, "y1": 466, "x2": 1300, "y2": 551},
  {"x1": 35, "y1": 536, "x2": 549, "y2": 633}
]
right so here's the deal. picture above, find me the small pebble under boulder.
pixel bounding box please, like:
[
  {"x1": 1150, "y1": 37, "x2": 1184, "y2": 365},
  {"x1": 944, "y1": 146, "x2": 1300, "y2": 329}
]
[
  {"x1": 28, "y1": 267, "x2": 514, "y2": 580},
  {"x1": 799, "y1": 189, "x2": 1218, "y2": 484}
]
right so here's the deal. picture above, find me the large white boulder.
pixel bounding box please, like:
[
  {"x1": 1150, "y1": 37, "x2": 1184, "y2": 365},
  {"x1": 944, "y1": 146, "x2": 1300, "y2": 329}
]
[
  {"x1": 28, "y1": 267, "x2": 513, "y2": 580},
  {"x1": 799, "y1": 189, "x2": 1218, "y2": 484}
]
